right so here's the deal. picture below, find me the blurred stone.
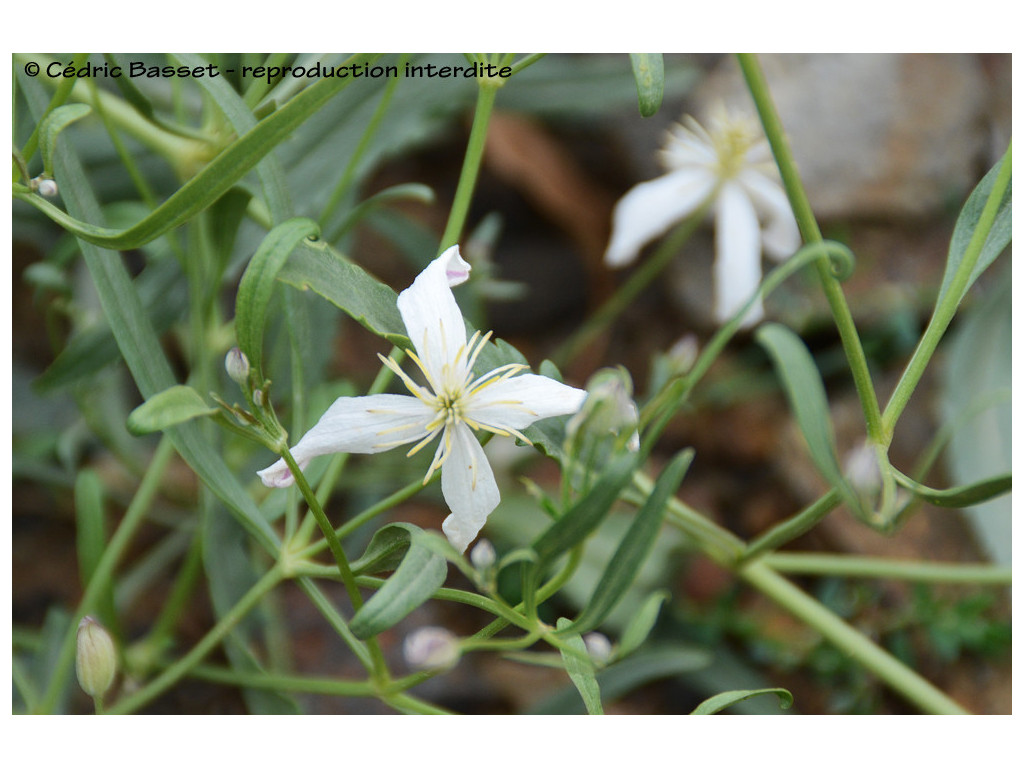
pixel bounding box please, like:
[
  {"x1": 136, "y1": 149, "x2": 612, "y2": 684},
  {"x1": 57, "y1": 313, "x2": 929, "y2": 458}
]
[{"x1": 692, "y1": 54, "x2": 1000, "y2": 219}]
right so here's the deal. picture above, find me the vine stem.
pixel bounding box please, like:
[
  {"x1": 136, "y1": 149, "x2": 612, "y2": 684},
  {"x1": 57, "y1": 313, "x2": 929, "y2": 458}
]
[
  {"x1": 437, "y1": 74, "x2": 501, "y2": 252},
  {"x1": 106, "y1": 566, "x2": 285, "y2": 714},
  {"x1": 738, "y1": 561, "x2": 970, "y2": 714},
  {"x1": 37, "y1": 437, "x2": 175, "y2": 713},
  {"x1": 735, "y1": 53, "x2": 884, "y2": 446}
]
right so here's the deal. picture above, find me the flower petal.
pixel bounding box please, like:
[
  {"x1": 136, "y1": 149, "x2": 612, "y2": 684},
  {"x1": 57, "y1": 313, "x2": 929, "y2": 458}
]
[
  {"x1": 739, "y1": 169, "x2": 801, "y2": 261},
  {"x1": 714, "y1": 182, "x2": 764, "y2": 327},
  {"x1": 439, "y1": 424, "x2": 500, "y2": 553},
  {"x1": 467, "y1": 373, "x2": 587, "y2": 432},
  {"x1": 604, "y1": 169, "x2": 716, "y2": 267},
  {"x1": 396, "y1": 245, "x2": 471, "y2": 386},
  {"x1": 257, "y1": 394, "x2": 433, "y2": 488}
]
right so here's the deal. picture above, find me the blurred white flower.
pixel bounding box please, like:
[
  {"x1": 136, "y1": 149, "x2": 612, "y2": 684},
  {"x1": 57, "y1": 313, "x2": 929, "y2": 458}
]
[
  {"x1": 470, "y1": 538, "x2": 497, "y2": 570},
  {"x1": 605, "y1": 108, "x2": 800, "y2": 327},
  {"x1": 403, "y1": 626, "x2": 461, "y2": 670},
  {"x1": 583, "y1": 632, "x2": 614, "y2": 664},
  {"x1": 258, "y1": 246, "x2": 587, "y2": 552}
]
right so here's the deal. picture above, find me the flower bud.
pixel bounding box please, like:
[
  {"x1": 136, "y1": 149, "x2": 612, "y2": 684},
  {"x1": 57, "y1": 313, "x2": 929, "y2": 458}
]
[
  {"x1": 36, "y1": 178, "x2": 59, "y2": 197},
  {"x1": 470, "y1": 539, "x2": 496, "y2": 571},
  {"x1": 667, "y1": 334, "x2": 699, "y2": 374},
  {"x1": 844, "y1": 440, "x2": 882, "y2": 495},
  {"x1": 76, "y1": 616, "x2": 117, "y2": 698},
  {"x1": 225, "y1": 347, "x2": 250, "y2": 385},
  {"x1": 583, "y1": 632, "x2": 613, "y2": 664},
  {"x1": 403, "y1": 626, "x2": 461, "y2": 670},
  {"x1": 565, "y1": 367, "x2": 640, "y2": 453}
]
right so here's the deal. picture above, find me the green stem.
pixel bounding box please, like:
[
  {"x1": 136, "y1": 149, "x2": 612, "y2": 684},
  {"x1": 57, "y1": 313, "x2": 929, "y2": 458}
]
[
  {"x1": 740, "y1": 489, "x2": 842, "y2": 563},
  {"x1": 37, "y1": 437, "x2": 175, "y2": 714},
  {"x1": 739, "y1": 561, "x2": 969, "y2": 714},
  {"x1": 321, "y1": 56, "x2": 406, "y2": 235},
  {"x1": 437, "y1": 79, "x2": 500, "y2": 252},
  {"x1": 294, "y1": 577, "x2": 374, "y2": 672},
  {"x1": 186, "y1": 663, "x2": 376, "y2": 697},
  {"x1": 280, "y1": 447, "x2": 362, "y2": 609},
  {"x1": 764, "y1": 553, "x2": 1012, "y2": 584},
  {"x1": 143, "y1": 531, "x2": 205, "y2": 660},
  {"x1": 881, "y1": 144, "x2": 1012, "y2": 438},
  {"x1": 736, "y1": 53, "x2": 884, "y2": 445},
  {"x1": 106, "y1": 566, "x2": 285, "y2": 714}
]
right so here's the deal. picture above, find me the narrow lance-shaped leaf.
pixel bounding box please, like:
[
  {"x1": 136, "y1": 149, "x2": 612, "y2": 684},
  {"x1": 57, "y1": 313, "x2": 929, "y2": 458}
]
[
  {"x1": 691, "y1": 687, "x2": 794, "y2": 715},
  {"x1": 532, "y1": 453, "x2": 639, "y2": 566},
  {"x1": 566, "y1": 450, "x2": 693, "y2": 636},
  {"x1": 14, "y1": 53, "x2": 380, "y2": 250},
  {"x1": 127, "y1": 385, "x2": 219, "y2": 436},
  {"x1": 937, "y1": 152, "x2": 1012, "y2": 309},
  {"x1": 349, "y1": 522, "x2": 420, "y2": 576},
  {"x1": 629, "y1": 53, "x2": 665, "y2": 118},
  {"x1": 39, "y1": 103, "x2": 91, "y2": 176},
  {"x1": 234, "y1": 217, "x2": 321, "y2": 378},
  {"x1": 349, "y1": 533, "x2": 448, "y2": 640},
  {"x1": 756, "y1": 323, "x2": 858, "y2": 511},
  {"x1": 616, "y1": 590, "x2": 669, "y2": 660},
  {"x1": 19, "y1": 69, "x2": 279, "y2": 552},
  {"x1": 892, "y1": 468, "x2": 1011, "y2": 509},
  {"x1": 74, "y1": 470, "x2": 118, "y2": 633},
  {"x1": 555, "y1": 618, "x2": 603, "y2": 715},
  {"x1": 276, "y1": 242, "x2": 408, "y2": 345}
]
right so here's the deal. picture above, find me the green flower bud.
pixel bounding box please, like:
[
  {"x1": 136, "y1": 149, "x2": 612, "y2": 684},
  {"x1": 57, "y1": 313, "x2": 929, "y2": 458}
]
[
  {"x1": 76, "y1": 616, "x2": 117, "y2": 698},
  {"x1": 565, "y1": 367, "x2": 640, "y2": 454}
]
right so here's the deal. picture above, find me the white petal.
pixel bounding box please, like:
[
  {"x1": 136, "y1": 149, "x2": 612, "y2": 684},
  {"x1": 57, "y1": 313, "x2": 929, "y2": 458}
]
[
  {"x1": 439, "y1": 424, "x2": 500, "y2": 553},
  {"x1": 604, "y1": 169, "x2": 716, "y2": 267},
  {"x1": 396, "y1": 245, "x2": 471, "y2": 386},
  {"x1": 467, "y1": 373, "x2": 587, "y2": 431},
  {"x1": 257, "y1": 394, "x2": 433, "y2": 488},
  {"x1": 739, "y1": 169, "x2": 801, "y2": 261},
  {"x1": 714, "y1": 183, "x2": 764, "y2": 327}
]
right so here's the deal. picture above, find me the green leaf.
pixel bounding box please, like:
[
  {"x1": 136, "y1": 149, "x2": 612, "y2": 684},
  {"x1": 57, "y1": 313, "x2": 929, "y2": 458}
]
[
  {"x1": 126, "y1": 385, "x2": 218, "y2": 436},
  {"x1": 74, "y1": 470, "x2": 118, "y2": 632},
  {"x1": 35, "y1": 256, "x2": 187, "y2": 392},
  {"x1": 532, "y1": 453, "x2": 638, "y2": 566},
  {"x1": 690, "y1": 687, "x2": 794, "y2": 715},
  {"x1": 616, "y1": 590, "x2": 669, "y2": 660},
  {"x1": 937, "y1": 155, "x2": 1012, "y2": 309},
  {"x1": 349, "y1": 536, "x2": 448, "y2": 640},
  {"x1": 276, "y1": 242, "x2": 408, "y2": 345},
  {"x1": 566, "y1": 450, "x2": 692, "y2": 635},
  {"x1": 234, "y1": 217, "x2": 321, "y2": 378},
  {"x1": 892, "y1": 469, "x2": 1011, "y2": 509},
  {"x1": 530, "y1": 645, "x2": 711, "y2": 714},
  {"x1": 39, "y1": 103, "x2": 91, "y2": 176},
  {"x1": 202, "y1": 502, "x2": 299, "y2": 714},
  {"x1": 555, "y1": 618, "x2": 603, "y2": 714},
  {"x1": 628, "y1": 54, "x2": 664, "y2": 118},
  {"x1": 756, "y1": 323, "x2": 857, "y2": 510},
  {"x1": 21, "y1": 54, "x2": 281, "y2": 565},
  {"x1": 332, "y1": 182, "x2": 435, "y2": 240},
  {"x1": 14, "y1": 53, "x2": 380, "y2": 249},
  {"x1": 350, "y1": 522, "x2": 420, "y2": 575}
]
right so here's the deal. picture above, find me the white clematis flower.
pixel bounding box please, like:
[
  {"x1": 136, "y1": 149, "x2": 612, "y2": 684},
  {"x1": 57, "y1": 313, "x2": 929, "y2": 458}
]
[
  {"x1": 258, "y1": 246, "x2": 587, "y2": 552},
  {"x1": 605, "y1": 108, "x2": 801, "y2": 327}
]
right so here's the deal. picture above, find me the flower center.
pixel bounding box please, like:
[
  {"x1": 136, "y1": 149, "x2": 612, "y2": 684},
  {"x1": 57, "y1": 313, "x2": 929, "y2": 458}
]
[{"x1": 711, "y1": 117, "x2": 759, "y2": 180}]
